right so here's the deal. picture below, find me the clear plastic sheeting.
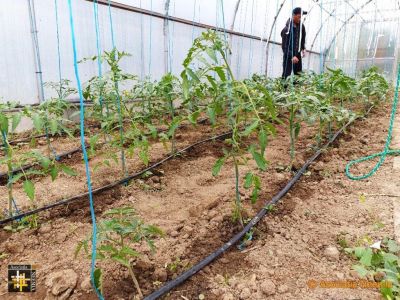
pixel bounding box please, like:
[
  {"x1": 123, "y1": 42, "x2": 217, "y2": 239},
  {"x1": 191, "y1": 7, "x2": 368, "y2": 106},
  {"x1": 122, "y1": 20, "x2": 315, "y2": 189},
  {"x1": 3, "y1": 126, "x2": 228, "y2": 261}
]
[{"x1": 0, "y1": 0, "x2": 399, "y2": 104}]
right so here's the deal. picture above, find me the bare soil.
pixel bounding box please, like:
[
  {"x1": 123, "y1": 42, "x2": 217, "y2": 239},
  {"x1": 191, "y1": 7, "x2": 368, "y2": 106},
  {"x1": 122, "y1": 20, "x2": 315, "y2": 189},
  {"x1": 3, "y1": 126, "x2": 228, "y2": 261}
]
[{"x1": 0, "y1": 103, "x2": 395, "y2": 300}]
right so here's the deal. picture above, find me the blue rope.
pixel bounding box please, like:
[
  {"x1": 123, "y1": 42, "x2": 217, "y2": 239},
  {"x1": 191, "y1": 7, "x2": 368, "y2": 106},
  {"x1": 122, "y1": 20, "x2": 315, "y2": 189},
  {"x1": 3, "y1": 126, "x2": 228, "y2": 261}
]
[
  {"x1": 191, "y1": 0, "x2": 197, "y2": 43},
  {"x1": 167, "y1": 1, "x2": 176, "y2": 73},
  {"x1": 235, "y1": 0, "x2": 248, "y2": 78},
  {"x1": 107, "y1": 0, "x2": 127, "y2": 177},
  {"x1": 247, "y1": 0, "x2": 255, "y2": 78},
  {"x1": 148, "y1": 0, "x2": 153, "y2": 76},
  {"x1": 66, "y1": 1, "x2": 103, "y2": 299},
  {"x1": 54, "y1": 0, "x2": 62, "y2": 91},
  {"x1": 93, "y1": 0, "x2": 105, "y2": 109},
  {"x1": 140, "y1": 0, "x2": 144, "y2": 80},
  {"x1": 346, "y1": 64, "x2": 400, "y2": 180},
  {"x1": 319, "y1": 0, "x2": 324, "y2": 74}
]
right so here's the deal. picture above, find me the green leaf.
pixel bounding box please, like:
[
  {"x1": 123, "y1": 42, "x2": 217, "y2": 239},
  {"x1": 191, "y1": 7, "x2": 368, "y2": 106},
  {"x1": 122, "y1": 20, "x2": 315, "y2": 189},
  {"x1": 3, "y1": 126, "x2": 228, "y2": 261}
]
[
  {"x1": 214, "y1": 66, "x2": 226, "y2": 82},
  {"x1": 360, "y1": 248, "x2": 373, "y2": 266},
  {"x1": 32, "y1": 114, "x2": 43, "y2": 132},
  {"x1": 186, "y1": 68, "x2": 200, "y2": 83},
  {"x1": 111, "y1": 255, "x2": 129, "y2": 267},
  {"x1": 120, "y1": 246, "x2": 140, "y2": 257},
  {"x1": 205, "y1": 48, "x2": 217, "y2": 63},
  {"x1": 244, "y1": 172, "x2": 253, "y2": 189},
  {"x1": 11, "y1": 114, "x2": 21, "y2": 132},
  {"x1": 294, "y1": 122, "x2": 301, "y2": 139},
  {"x1": 39, "y1": 157, "x2": 51, "y2": 169},
  {"x1": 258, "y1": 128, "x2": 267, "y2": 156},
  {"x1": 249, "y1": 146, "x2": 267, "y2": 171},
  {"x1": 98, "y1": 244, "x2": 118, "y2": 254},
  {"x1": 0, "y1": 114, "x2": 9, "y2": 133},
  {"x1": 188, "y1": 111, "x2": 200, "y2": 125},
  {"x1": 49, "y1": 119, "x2": 58, "y2": 134},
  {"x1": 212, "y1": 157, "x2": 226, "y2": 176},
  {"x1": 242, "y1": 120, "x2": 259, "y2": 136},
  {"x1": 251, "y1": 187, "x2": 259, "y2": 204},
  {"x1": 50, "y1": 166, "x2": 58, "y2": 181},
  {"x1": 93, "y1": 268, "x2": 103, "y2": 294},
  {"x1": 207, "y1": 107, "x2": 216, "y2": 125},
  {"x1": 146, "y1": 124, "x2": 158, "y2": 139},
  {"x1": 61, "y1": 165, "x2": 77, "y2": 176},
  {"x1": 387, "y1": 240, "x2": 400, "y2": 253},
  {"x1": 23, "y1": 180, "x2": 35, "y2": 201},
  {"x1": 352, "y1": 264, "x2": 369, "y2": 277}
]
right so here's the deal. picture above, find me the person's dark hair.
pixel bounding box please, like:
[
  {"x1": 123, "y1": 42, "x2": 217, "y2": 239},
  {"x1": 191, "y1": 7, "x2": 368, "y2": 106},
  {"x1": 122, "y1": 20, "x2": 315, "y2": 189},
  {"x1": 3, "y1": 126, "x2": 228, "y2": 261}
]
[{"x1": 292, "y1": 7, "x2": 307, "y2": 15}]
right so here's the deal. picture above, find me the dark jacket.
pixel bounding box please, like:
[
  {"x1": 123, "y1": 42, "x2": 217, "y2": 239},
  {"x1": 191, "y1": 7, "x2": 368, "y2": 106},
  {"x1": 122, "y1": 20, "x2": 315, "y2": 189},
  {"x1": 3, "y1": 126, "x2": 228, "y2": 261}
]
[{"x1": 281, "y1": 18, "x2": 306, "y2": 59}]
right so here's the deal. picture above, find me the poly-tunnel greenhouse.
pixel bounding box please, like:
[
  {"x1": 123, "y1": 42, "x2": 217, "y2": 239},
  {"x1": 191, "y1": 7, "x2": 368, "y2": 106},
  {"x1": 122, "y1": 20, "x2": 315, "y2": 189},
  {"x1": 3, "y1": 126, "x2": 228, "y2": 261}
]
[{"x1": 0, "y1": 0, "x2": 400, "y2": 299}]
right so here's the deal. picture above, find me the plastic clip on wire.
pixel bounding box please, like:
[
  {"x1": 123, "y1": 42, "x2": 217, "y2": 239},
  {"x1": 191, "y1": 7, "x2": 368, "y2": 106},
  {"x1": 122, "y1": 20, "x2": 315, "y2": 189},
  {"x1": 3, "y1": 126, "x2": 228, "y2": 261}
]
[
  {"x1": 346, "y1": 63, "x2": 400, "y2": 180},
  {"x1": 66, "y1": 1, "x2": 104, "y2": 299}
]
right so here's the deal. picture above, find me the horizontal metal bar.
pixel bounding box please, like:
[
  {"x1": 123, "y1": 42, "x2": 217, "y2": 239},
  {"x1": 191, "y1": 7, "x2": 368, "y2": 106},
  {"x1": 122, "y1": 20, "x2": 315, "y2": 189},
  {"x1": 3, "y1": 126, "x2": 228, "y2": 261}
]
[
  {"x1": 325, "y1": 57, "x2": 395, "y2": 62},
  {"x1": 86, "y1": 0, "x2": 322, "y2": 55}
]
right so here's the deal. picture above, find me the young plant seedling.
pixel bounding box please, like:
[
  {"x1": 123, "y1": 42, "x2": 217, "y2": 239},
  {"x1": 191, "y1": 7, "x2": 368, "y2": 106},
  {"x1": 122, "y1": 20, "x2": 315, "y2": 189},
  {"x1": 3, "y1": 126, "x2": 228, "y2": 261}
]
[{"x1": 75, "y1": 206, "x2": 163, "y2": 298}]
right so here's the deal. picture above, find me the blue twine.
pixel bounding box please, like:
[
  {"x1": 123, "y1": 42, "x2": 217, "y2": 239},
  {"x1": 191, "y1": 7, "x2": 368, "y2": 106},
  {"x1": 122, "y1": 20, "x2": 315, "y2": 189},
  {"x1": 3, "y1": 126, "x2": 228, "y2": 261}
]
[
  {"x1": 107, "y1": 0, "x2": 127, "y2": 177},
  {"x1": 247, "y1": 0, "x2": 255, "y2": 78},
  {"x1": 148, "y1": 0, "x2": 153, "y2": 75},
  {"x1": 93, "y1": 0, "x2": 105, "y2": 109},
  {"x1": 54, "y1": 0, "x2": 62, "y2": 91},
  {"x1": 66, "y1": 1, "x2": 103, "y2": 299}
]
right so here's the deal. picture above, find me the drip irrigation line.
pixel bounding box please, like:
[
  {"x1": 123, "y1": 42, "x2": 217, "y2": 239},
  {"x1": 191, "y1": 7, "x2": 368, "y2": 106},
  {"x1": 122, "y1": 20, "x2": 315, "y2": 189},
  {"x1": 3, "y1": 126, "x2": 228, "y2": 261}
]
[
  {"x1": 0, "y1": 130, "x2": 232, "y2": 226},
  {"x1": 144, "y1": 106, "x2": 375, "y2": 300},
  {"x1": 0, "y1": 145, "x2": 85, "y2": 181},
  {"x1": 0, "y1": 117, "x2": 209, "y2": 181}
]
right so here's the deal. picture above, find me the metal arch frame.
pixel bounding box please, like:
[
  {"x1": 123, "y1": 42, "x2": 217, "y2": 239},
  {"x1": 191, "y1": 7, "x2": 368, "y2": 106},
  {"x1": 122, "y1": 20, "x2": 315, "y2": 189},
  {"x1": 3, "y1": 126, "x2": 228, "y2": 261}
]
[
  {"x1": 307, "y1": 0, "x2": 369, "y2": 60},
  {"x1": 324, "y1": 0, "x2": 374, "y2": 61},
  {"x1": 264, "y1": 0, "x2": 287, "y2": 76}
]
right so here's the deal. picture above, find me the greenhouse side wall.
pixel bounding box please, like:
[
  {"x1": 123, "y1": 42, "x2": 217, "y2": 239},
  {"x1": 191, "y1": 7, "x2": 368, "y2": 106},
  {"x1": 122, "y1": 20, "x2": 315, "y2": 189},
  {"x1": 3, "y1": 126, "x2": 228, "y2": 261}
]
[{"x1": 0, "y1": 0, "x2": 325, "y2": 106}]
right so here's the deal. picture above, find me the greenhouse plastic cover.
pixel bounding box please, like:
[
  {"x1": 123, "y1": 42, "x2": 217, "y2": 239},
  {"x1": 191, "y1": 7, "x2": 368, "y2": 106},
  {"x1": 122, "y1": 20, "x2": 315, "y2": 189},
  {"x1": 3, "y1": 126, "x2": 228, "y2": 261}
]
[{"x1": 0, "y1": 0, "x2": 399, "y2": 104}]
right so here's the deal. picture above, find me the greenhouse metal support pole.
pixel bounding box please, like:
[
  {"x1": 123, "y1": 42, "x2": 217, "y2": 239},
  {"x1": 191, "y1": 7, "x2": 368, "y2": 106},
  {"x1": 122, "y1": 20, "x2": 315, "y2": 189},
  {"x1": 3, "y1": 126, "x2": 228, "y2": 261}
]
[
  {"x1": 163, "y1": 0, "x2": 171, "y2": 74},
  {"x1": 264, "y1": 0, "x2": 287, "y2": 76},
  {"x1": 227, "y1": 0, "x2": 241, "y2": 65},
  {"x1": 27, "y1": 0, "x2": 45, "y2": 103}
]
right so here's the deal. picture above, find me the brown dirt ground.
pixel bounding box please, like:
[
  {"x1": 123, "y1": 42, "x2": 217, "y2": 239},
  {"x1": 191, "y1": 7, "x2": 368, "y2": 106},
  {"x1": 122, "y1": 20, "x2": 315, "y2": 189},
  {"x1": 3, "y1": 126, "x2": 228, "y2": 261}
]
[{"x1": 0, "y1": 103, "x2": 396, "y2": 300}]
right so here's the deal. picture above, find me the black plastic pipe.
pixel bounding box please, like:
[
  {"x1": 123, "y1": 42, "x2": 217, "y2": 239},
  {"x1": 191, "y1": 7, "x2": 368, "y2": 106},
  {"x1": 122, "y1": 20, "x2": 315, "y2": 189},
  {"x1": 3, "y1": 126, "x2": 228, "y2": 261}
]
[
  {"x1": 0, "y1": 131, "x2": 231, "y2": 225},
  {"x1": 0, "y1": 117, "x2": 209, "y2": 181},
  {"x1": 144, "y1": 109, "x2": 372, "y2": 300}
]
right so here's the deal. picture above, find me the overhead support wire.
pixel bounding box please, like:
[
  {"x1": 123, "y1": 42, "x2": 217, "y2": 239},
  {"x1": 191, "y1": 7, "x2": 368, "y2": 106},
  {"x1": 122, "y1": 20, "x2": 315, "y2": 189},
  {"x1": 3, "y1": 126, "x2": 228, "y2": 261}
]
[
  {"x1": 325, "y1": 0, "x2": 374, "y2": 57},
  {"x1": 85, "y1": 0, "x2": 321, "y2": 56},
  {"x1": 344, "y1": 0, "x2": 366, "y2": 22}
]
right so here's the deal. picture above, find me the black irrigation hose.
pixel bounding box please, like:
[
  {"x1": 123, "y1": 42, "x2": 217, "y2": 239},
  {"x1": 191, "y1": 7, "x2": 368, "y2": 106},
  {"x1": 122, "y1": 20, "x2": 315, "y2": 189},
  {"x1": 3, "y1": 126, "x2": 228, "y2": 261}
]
[
  {"x1": 0, "y1": 146, "x2": 87, "y2": 182},
  {"x1": 0, "y1": 118, "x2": 209, "y2": 181},
  {"x1": 0, "y1": 130, "x2": 232, "y2": 225},
  {"x1": 144, "y1": 107, "x2": 374, "y2": 300}
]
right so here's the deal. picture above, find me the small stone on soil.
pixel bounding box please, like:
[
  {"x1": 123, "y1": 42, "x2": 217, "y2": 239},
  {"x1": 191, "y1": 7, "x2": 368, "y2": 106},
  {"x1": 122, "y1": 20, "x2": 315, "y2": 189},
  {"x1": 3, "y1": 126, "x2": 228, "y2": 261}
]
[
  {"x1": 45, "y1": 269, "x2": 78, "y2": 296},
  {"x1": 260, "y1": 279, "x2": 276, "y2": 295},
  {"x1": 324, "y1": 245, "x2": 340, "y2": 261},
  {"x1": 153, "y1": 268, "x2": 168, "y2": 282}
]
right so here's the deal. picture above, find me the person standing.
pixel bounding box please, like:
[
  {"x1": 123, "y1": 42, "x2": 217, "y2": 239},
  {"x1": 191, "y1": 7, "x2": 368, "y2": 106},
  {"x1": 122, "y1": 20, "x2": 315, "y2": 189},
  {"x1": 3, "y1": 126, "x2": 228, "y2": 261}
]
[{"x1": 281, "y1": 7, "x2": 307, "y2": 79}]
